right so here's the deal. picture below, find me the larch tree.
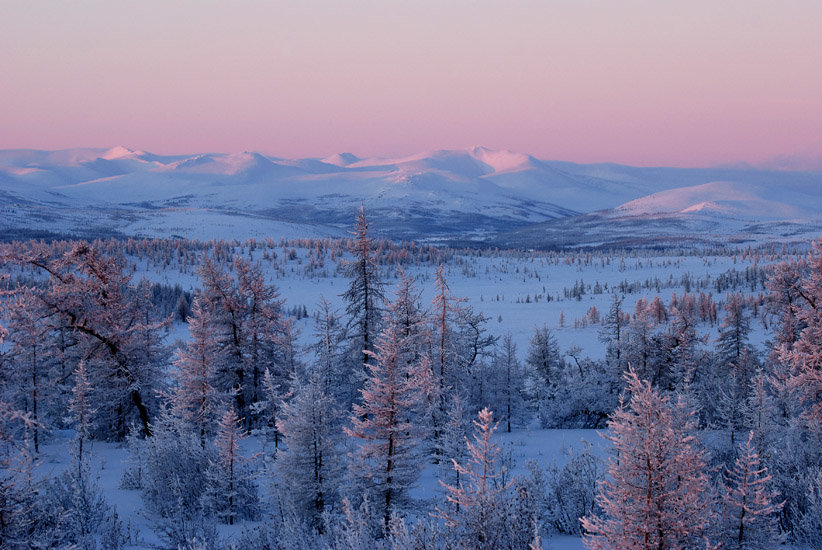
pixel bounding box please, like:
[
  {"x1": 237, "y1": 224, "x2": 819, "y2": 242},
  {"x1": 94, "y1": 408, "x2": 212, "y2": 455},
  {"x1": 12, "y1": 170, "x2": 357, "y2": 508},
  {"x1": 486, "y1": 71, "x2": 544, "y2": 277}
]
[
  {"x1": 524, "y1": 324, "x2": 562, "y2": 420},
  {"x1": 770, "y1": 240, "x2": 822, "y2": 541},
  {"x1": 67, "y1": 361, "x2": 95, "y2": 472},
  {"x1": 743, "y1": 370, "x2": 778, "y2": 456},
  {"x1": 168, "y1": 296, "x2": 226, "y2": 446},
  {"x1": 204, "y1": 408, "x2": 259, "y2": 525},
  {"x1": 599, "y1": 293, "x2": 627, "y2": 374},
  {"x1": 277, "y1": 371, "x2": 344, "y2": 530},
  {"x1": 669, "y1": 303, "x2": 704, "y2": 393},
  {"x1": 0, "y1": 400, "x2": 38, "y2": 549},
  {"x1": 253, "y1": 367, "x2": 289, "y2": 451},
  {"x1": 234, "y1": 257, "x2": 297, "y2": 410},
  {"x1": 4, "y1": 290, "x2": 55, "y2": 453},
  {"x1": 716, "y1": 294, "x2": 758, "y2": 446},
  {"x1": 582, "y1": 370, "x2": 715, "y2": 550},
  {"x1": 344, "y1": 278, "x2": 431, "y2": 529},
  {"x1": 720, "y1": 432, "x2": 784, "y2": 550},
  {"x1": 197, "y1": 256, "x2": 297, "y2": 431},
  {"x1": 197, "y1": 256, "x2": 246, "y2": 417},
  {"x1": 718, "y1": 293, "x2": 753, "y2": 367},
  {"x1": 624, "y1": 300, "x2": 655, "y2": 385},
  {"x1": 437, "y1": 408, "x2": 513, "y2": 550},
  {"x1": 766, "y1": 259, "x2": 805, "y2": 355},
  {"x1": 311, "y1": 296, "x2": 348, "y2": 399},
  {"x1": 430, "y1": 265, "x2": 467, "y2": 456},
  {"x1": 764, "y1": 259, "x2": 806, "y2": 424},
  {"x1": 341, "y1": 206, "x2": 385, "y2": 403},
  {"x1": 438, "y1": 392, "x2": 470, "y2": 489},
  {"x1": 491, "y1": 333, "x2": 525, "y2": 433},
  {"x1": 783, "y1": 239, "x2": 822, "y2": 427},
  {"x1": 390, "y1": 271, "x2": 435, "y2": 427},
  {"x1": 2, "y1": 242, "x2": 169, "y2": 438}
]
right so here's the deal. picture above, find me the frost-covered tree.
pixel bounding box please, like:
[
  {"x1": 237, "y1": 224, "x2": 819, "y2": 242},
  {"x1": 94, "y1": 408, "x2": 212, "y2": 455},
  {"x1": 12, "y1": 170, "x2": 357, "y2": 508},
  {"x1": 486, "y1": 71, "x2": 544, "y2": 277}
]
[
  {"x1": 582, "y1": 371, "x2": 714, "y2": 550},
  {"x1": 545, "y1": 442, "x2": 602, "y2": 535},
  {"x1": 648, "y1": 295, "x2": 668, "y2": 325},
  {"x1": 792, "y1": 469, "x2": 822, "y2": 549},
  {"x1": 624, "y1": 300, "x2": 656, "y2": 385},
  {"x1": 743, "y1": 370, "x2": 778, "y2": 456},
  {"x1": 311, "y1": 296, "x2": 348, "y2": 399},
  {"x1": 438, "y1": 392, "x2": 470, "y2": 489},
  {"x1": 197, "y1": 256, "x2": 297, "y2": 430},
  {"x1": 68, "y1": 361, "x2": 95, "y2": 470},
  {"x1": 715, "y1": 295, "x2": 758, "y2": 446},
  {"x1": 489, "y1": 333, "x2": 526, "y2": 432},
  {"x1": 2, "y1": 242, "x2": 169, "y2": 438},
  {"x1": 253, "y1": 367, "x2": 289, "y2": 451},
  {"x1": 341, "y1": 206, "x2": 385, "y2": 402},
  {"x1": 430, "y1": 265, "x2": 468, "y2": 453},
  {"x1": 767, "y1": 240, "x2": 822, "y2": 541},
  {"x1": 716, "y1": 348, "x2": 760, "y2": 451},
  {"x1": 766, "y1": 259, "x2": 805, "y2": 354},
  {"x1": 669, "y1": 302, "x2": 705, "y2": 393},
  {"x1": 344, "y1": 281, "x2": 431, "y2": 528},
  {"x1": 3, "y1": 290, "x2": 56, "y2": 453},
  {"x1": 524, "y1": 325, "x2": 561, "y2": 420},
  {"x1": 168, "y1": 297, "x2": 226, "y2": 446},
  {"x1": 783, "y1": 239, "x2": 822, "y2": 426},
  {"x1": 718, "y1": 293, "x2": 753, "y2": 366},
  {"x1": 277, "y1": 371, "x2": 344, "y2": 530},
  {"x1": 390, "y1": 271, "x2": 430, "y2": 359},
  {"x1": 720, "y1": 432, "x2": 784, "y2": 550},
  {"x1": 203, "y1": 408, "x2": 259, "y2": 525},
  {"x1": 41, "y1": 452, "x2": 129, "y2": 550},
  {"x1": 235, "y1": 257, "x2": 298, "y2": 406},
  {"x1": 132, "y1": 407, "x2": 211, "y2": 523},
  {"x1": 543, "y1": 347, "x2": 618, "y2": 428},
  {"x1": 599, "y1": 293, "x2": 627, "y2": 374},
  {"x1": 764, "y1": 259, "x2": 806, "y2": 425},
  {"x1": 0, "y1": 401, "x2": 38, "y2": 549},
  {"x1": 326, "y1": 497, "x2": 379, "y2": 550},
  {"x1": 437, "y1": 408, "x2": 513, "y2": 550}
]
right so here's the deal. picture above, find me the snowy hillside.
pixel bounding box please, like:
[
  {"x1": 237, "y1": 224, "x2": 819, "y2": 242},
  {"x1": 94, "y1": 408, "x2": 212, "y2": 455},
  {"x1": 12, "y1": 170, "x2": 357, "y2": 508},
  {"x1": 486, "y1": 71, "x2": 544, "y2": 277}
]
[{"x1": 1, "y1": 146, "x2": 820, "y2": 247}]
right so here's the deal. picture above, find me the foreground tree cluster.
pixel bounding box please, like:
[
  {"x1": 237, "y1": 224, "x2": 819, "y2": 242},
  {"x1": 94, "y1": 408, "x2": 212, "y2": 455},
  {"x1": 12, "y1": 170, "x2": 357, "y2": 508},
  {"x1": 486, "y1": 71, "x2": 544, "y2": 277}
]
[{"x1": 0, "y1": 216, "x2": 821, "y2": 548}]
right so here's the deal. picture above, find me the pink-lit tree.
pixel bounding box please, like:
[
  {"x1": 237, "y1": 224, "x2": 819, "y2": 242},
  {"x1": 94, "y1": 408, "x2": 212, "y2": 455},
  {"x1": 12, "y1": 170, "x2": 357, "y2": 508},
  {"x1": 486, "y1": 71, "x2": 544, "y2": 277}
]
[
  {"x1": 437, "y1": 407, "x2": 512, "y2": 550},
  {"x1": 582, "y1": 370, "x2": 714, "y2": 550},
  {"x1": 2, "y1": 242, "x2": 169, "y2": 438},
  {"x1": 168, "y1": 297, "x2": 226, "y2": 446},
  {"x1": 784, "y1": 239, "x2": 822, "y2": 426},
  {"x1": 345, "y1": 276, "x2": 431, "y2": 528},
  {"x1": 720, "y1": 432, "x2": 784, "y2": 549}
]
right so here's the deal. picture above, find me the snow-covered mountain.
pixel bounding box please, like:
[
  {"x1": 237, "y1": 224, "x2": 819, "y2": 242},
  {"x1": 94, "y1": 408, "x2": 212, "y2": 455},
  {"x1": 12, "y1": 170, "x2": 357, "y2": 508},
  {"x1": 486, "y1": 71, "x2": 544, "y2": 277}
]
[{"x1": 1, "y1": 146, "x2": 820, "y2": 247}]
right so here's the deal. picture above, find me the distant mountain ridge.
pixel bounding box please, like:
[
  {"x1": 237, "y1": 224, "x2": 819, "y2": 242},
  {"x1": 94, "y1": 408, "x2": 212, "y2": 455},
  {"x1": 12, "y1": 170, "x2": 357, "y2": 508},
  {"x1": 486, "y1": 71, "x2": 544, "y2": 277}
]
[{"x1": 1, "y1": 146, "x2": 820, "y2": 248}]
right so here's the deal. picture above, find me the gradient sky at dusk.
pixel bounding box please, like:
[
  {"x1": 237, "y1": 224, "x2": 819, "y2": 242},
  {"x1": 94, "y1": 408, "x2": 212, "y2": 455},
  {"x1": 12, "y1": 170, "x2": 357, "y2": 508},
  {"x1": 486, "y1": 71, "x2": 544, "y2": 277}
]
[{"x1": 1, "y1": 0, "x2": 820, "y2": 167}]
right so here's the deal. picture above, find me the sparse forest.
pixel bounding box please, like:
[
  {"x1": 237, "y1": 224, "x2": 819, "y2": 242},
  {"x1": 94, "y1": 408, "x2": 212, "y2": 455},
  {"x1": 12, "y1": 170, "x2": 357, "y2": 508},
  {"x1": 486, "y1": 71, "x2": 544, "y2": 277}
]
[{"x1": 1, "y1": 212, "x2": 820, "y2": 549}]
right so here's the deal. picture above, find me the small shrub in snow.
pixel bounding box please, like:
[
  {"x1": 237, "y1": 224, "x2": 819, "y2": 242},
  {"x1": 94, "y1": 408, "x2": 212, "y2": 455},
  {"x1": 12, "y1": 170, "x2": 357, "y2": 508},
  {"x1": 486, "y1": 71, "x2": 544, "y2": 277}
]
[
  {"x1": 545, "y1": 442, "x2": 602, "y2": 535},
  {"x1": 40, "y1": 458, "x2": 129, "y2": 550},
  {"x1": 136, "y1": 412, "x2": 212, "y2": 520}
]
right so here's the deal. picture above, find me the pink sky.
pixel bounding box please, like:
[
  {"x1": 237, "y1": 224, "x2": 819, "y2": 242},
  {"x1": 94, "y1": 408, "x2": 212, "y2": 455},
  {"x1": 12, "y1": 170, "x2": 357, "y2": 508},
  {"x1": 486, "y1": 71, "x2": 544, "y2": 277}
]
[{"x1": 1, "y1": 1, "x2": 820, "y2": 167}]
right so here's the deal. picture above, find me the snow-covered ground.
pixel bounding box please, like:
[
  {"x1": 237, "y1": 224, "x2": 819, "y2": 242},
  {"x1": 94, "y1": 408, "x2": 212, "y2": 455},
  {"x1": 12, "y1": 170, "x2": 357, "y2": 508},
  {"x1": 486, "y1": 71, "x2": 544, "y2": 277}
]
[
  {"x1": 36, "y1": 426, "x2": 604, "y2": 549},
  {"x1": 6, "y1": 238, "x2": 802, "y2": 548},
  {"x1": 137, "y1": 243, "x2": 782, "y2": 359}
]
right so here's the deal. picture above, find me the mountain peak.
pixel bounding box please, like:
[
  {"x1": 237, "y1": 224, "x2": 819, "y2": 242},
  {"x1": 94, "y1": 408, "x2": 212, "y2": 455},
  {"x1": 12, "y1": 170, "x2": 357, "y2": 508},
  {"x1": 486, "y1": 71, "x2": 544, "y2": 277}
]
[
  {"x1": 468, "y1": 146, "x2": 535, "y2": 174},
  {"x1": 102, "y1": 146, "x2": 145, "y2": 160},
  {"x1": 323, "y1": 152, "x2": 361, "y2": 166}
]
